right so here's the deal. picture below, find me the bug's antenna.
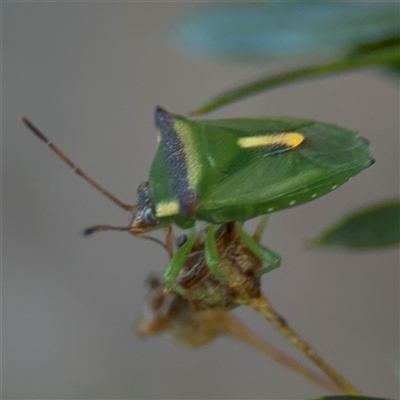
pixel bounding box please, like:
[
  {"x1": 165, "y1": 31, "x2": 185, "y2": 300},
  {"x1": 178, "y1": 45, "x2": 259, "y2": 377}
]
[
  {"x1": 83, "y1": 224, "x2": 132, "y2": 236},
  {"x1": 83, "y1": 224, "x2": 168, "y2": 253},
  {"x1": 22, "y1": 117, "x2": 135, "y2": 213}
]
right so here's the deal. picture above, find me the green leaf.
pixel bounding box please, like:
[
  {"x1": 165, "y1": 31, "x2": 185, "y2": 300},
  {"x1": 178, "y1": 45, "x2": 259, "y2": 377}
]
[
  {"x1": 309, "y1": 200, "x2": 400, "y2": 250},
  {"x1": 313, "y1": 396, "x2": 393, "y2": 400},
  {"x1": 348, "y1": 35, "x2": 400, "y2": 76},
  {"x1": 172, "y1": 3, "x2": 399, "y2": 62},
  {"x1": 191, "y1": 45, "x2": 399, "y2": 115}
]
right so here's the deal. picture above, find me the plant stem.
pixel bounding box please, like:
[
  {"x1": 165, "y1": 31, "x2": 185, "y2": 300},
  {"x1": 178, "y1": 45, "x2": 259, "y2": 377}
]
[
  {"x1": 244, "y1": 295, "x2": 362, "y2": 395},
  {"x1": 226, "y1": 314, "x2": 341, "y2": 394}
]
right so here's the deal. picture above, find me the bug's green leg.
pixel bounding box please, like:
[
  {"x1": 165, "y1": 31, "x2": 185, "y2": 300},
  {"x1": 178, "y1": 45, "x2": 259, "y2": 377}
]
[
  {"x1": 163, "y1": 230, "x2": 197, "y2": 295},
  {"x1": 204, "y1": 224, "x2": 227, "y2": 283},
  {"x1": 235, "y1": 221, "x2": 281, "y2": 275},
  {"x1": 252, "y1": 214, "x2": 270, "y2": 242}
]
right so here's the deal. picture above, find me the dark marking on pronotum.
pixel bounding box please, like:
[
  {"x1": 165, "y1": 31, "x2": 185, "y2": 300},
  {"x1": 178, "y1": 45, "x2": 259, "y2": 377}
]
[{"x1": 155, "y1": 106, "x2": 198, "y2": 217}]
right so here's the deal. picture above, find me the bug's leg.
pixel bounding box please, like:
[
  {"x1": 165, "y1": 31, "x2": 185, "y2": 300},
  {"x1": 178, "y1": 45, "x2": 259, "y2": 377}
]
[
  {"x1": 235, "y1": 221, "x2": 281, "y2": 275},
  {"x1": 165, "y1": 225, "x2": 175, "y2": 259},
  {"x1": 204, "y1": 224, "x2": 227, "y2": 283},
  {"x1": 252, "y1": 214, "x2": 270, "y2": 242},
  {"x1": 163, "y1": 230, "x2": 197, "y2": 295}
]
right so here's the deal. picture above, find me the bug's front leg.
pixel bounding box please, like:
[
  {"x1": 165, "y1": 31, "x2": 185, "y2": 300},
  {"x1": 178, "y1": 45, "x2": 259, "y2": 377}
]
[
  {"x1": 163, "y1": 230, "x2": 197, "y2": 295},
  {"x1": 235, "y1": 220, "x2": 281, "y2": 275}
]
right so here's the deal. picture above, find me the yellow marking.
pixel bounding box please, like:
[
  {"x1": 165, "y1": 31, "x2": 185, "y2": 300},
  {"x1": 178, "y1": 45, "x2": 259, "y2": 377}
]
[
  {"x1": 238, "y1": 132, "x2": 304, "y2": 149},
  {"x1": 331, "y1": 185, "x2": 338, "y2": 190},
  {"x1": 267, "y1": 207, "x2": 274, "y2": 212},
  {"x1": 289, "y1": 200, "x2": 296, "y2": 206},
  {"x1": 156, "y1": 201, "x2": 180, "y2": 218},
  {"x1": 311, "y1": 193, "x2": 318, "y2": 198}
]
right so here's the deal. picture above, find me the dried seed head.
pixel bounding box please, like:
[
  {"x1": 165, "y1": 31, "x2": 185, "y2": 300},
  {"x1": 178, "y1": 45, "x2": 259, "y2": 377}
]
[
  {"x1": 175, "y1": 223, "x2": 263, "y2": 311},
  {"x1": 137, "y1": 223, "x2": 264, "y2": 343},
  {"x1": 136, "y1": 274, "x2": 231, "y2": 347},
  {"x1": 136, "y1": 274, "x2": 185, "y2": 338}
]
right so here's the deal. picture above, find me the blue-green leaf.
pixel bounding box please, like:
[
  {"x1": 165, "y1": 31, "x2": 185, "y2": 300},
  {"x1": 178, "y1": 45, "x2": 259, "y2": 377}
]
[
  {"x1": 309, "y1": 200, "x2": 400, "y2": 250},
  {"x1": 172, "y1": 3, "x2": 399, "y2": 62}
]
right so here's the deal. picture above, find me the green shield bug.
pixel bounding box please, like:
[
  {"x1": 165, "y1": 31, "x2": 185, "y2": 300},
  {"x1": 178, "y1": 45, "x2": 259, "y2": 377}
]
[{"x1": 23, "y1": 107, "x2": 374, "y2": 294}]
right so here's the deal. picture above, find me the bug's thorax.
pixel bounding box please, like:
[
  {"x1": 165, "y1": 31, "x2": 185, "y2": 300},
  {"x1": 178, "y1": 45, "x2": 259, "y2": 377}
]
[{"x1": 155, "y1": 106, "x2": 200, "y2": 218}]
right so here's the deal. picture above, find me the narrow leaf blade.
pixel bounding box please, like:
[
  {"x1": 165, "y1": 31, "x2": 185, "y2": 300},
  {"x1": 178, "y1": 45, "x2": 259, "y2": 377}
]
[{"x1": 191, "y1": 45, "x2": 399, "y2": 115}]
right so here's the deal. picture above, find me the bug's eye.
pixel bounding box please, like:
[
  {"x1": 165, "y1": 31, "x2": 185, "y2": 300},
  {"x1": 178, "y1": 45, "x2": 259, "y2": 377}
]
[{"x1": 142, "y1": 207, "x2": 156, "y2": 225}]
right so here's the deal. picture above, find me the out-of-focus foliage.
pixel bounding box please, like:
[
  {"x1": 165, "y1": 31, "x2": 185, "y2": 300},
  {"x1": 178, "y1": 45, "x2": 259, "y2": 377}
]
[
  {"x1": 172, "y1": 3, "x2": 399, "y2": 115},
  {"x1": 309, "y1": 200, "x2": 400, "y2": 250},
  {"x1": 172, "y1": 3, "x2": 399, "y2": 62},
  {"x1": 315, "y1": 396, "x2": 393, "y2": 400},
  {"x1": 348, "y1": 35, "x2": 400, "y2": 75}
]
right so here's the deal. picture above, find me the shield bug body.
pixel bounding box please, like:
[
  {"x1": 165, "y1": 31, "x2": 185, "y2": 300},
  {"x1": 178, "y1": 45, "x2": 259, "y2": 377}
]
[
  {"x1": 24, "y1": 107, "x2": 374, "y2": 294},
  {"x1": 142, "y1": 107, "x2": 373, "y2": 228}
]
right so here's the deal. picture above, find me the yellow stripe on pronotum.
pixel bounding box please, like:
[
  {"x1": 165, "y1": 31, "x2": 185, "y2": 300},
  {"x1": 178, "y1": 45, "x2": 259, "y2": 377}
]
[
  {"x1": 238, "y1": 132, "x2": 304, "y2": 149},
  {"x1": 156, "y1": 200, "x2": 180, "y2": 218}
]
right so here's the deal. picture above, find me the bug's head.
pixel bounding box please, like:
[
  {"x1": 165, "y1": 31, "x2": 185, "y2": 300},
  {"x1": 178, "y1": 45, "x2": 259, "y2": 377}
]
[{"x1": 130, "y1": 181, "x2": 159, "y2": 235}]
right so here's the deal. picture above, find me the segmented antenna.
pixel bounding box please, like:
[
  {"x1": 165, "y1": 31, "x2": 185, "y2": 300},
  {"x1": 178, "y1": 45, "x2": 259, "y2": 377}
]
[
  {"x1": 83, "y1": 224, "x2": 168, "y2": 252},
  {"x1": 23, "y1": 117, "x2": 169, "y2": 253},
  {"x1": 83, "y1": 224, "x2": 132, "y2": 236},
  {"x1": 22, "y1": 117, "x2": 134, "y2": 212}
]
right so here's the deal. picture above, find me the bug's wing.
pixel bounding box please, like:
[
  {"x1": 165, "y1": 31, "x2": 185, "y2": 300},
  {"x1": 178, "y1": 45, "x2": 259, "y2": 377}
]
[
  {"x1": 198, "y1": 152, "x2": 316, "y2": 221},
  {"x1": 198, "y1": 122, "x2": 373, "y2": 222},
  {"x1": 195, "y1": 117, "x2": 314, "y2": 183}
]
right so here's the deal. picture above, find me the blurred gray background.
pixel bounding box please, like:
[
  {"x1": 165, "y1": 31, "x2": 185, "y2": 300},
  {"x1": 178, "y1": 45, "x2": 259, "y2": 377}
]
[{"x1": 3, "y1": 3, "x2": 399, "y2": 399}]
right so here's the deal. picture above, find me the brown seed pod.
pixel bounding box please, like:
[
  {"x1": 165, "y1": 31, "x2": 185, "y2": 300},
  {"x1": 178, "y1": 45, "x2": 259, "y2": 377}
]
[
  {"x1": 136, "y1": 222, "x2": 264, "y2": 343},
  {"x1": 136, "y1": 274, "x2": 231, "y2": 347},
  {"x1": 175, "y1": 222, "x2": 263, "y2": 311}
]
